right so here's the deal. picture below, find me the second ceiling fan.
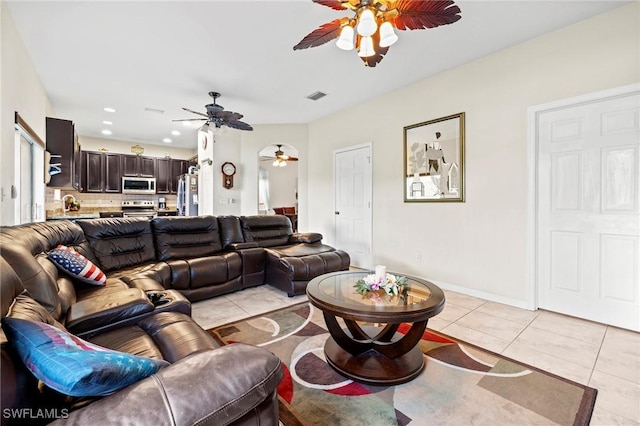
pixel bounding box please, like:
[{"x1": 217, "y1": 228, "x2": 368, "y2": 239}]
[{"x1": 261, "y1": 144, "x2": 299, "y2": 167}]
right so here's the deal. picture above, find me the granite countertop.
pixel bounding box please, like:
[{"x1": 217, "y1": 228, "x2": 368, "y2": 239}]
[{"x1": 47, "y1": 213, "x2": 100, "y2": 220}]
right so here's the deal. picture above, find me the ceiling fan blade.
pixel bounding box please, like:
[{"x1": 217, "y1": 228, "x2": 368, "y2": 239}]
[
  {"x1": 311, "y1": 0, "x2": 348, "y2": 11},
  {"x1": 225, "y1": 120, "x2": 254, "y2": 131},
  {"x1": 293, "y1": 18, "x2": 347, "y2": 50},
  {"x1": 213, "y1": 110, "x2": 244, "y2": 121},
  {"x1": 172, "y1": 118, "x2": 207, "y2": 122},
  {"x1": 181, "y1": 107, "x2": 209, "y2": 118},
  {"x1": 392, "y1": 0, "x2": 462, "y2": 31}
]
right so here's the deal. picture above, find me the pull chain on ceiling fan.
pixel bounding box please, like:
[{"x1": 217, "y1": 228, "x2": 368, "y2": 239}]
[{"x1": 294, "y1": 0, "x2": 462, "y2": 67}]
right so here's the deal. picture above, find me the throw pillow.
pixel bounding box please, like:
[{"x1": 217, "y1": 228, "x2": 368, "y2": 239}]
[
  {"x1": 1, "y1": 317, "x2": 169, "y2": 397},
  {"x1": 48, "y1": 245, "x2": 106, "y2": 286}
]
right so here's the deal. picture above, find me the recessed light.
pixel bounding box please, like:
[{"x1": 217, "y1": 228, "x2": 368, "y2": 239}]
[
  {"x1": 171, "y1": 130, "x2": 181, "y2": 136},
  {"x1": 102, "y1": 120, "x2": 112, "y2": 125},
  {"x1": 182, "y1": 121, "x2": 193, "y2": 127},
  {"x1": 103, "y1": 107, "x2": 116, "y2": 113},
  {"x1": 162, "y1": 138, "x2": 172, "y2": 143},
  {"x1": 101, "y1": 129, "x2": 112, "y2": 135}
]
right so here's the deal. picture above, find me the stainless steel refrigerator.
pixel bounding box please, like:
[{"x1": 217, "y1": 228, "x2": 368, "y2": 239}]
[{"x1": 177, "y1": 173, "x2": 198, "y2": 216}]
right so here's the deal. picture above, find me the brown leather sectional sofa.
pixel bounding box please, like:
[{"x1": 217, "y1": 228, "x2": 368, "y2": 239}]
[{"x1": 0, "y1": 215, "x2": 349, "y2": 425}]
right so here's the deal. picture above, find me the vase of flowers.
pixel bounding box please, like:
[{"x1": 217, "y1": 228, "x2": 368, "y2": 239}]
[{"x1": 354, "y1": 272, "x2": 408, "y2": 296}]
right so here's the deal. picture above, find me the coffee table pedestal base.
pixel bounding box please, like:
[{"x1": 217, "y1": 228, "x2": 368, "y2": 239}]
[{"x1": 324, "y1": 337, "x2": 425, "y2": 386}]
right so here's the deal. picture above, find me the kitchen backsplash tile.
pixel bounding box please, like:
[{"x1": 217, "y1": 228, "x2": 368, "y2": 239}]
[{"x1": 46, "y1": 188, "x2": 177, "y2": 217}]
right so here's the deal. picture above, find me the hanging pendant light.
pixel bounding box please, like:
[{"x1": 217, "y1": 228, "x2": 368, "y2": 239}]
[
  {"x1": 356, "y1": 7, "x2": 377, "y2": 37},
  {"x1": 336, "y1": 25, "x2": 355, "y2": 50},
  {"x1": 378, "y1": 21, "x2": 398, "y2": 47},
  {"x1": 357, "y1": 36, "x2": 375, "y2": 57}
]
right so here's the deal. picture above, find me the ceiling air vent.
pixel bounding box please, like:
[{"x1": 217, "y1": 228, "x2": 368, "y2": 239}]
[{"x1": 306, "y1": 91, "x2": 327, "y2": 101}]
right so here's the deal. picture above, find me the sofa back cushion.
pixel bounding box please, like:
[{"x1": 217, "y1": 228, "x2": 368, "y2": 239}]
[
  {"x1": 218, "y1": 216, "x2": 244, "y2": 249},
  {"x1": 0, "y1": 236, "x2": 62, "y2": 319},
  {"x1": 151, "y1": 216, "x2": 222, "y2": 261},
  {"x1": 240, "y1": 215, "x2": 292, "y2": 247},
  {"x1": 78, "y1": 218, "x2": 155, "y2": 272}
]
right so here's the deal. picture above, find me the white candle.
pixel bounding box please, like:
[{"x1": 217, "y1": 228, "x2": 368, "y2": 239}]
[{"x1": 375, "y1": 265, "x2": 386, "y2": 279}]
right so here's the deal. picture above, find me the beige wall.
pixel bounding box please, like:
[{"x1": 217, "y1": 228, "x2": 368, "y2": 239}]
[
  {"x1": 0, "y1": 1, "x2": 52, "y2": 225},
  {"x1": 79, "y1": 136, "x2": 196, "y2": 159},
  {"x1": 306, "y1": 3, "x2": 640, "y2": 307}
]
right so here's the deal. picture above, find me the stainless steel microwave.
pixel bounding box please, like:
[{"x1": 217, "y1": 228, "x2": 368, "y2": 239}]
[{"x1": 122, "y1": 177, "x2": 156, "y2": 194}]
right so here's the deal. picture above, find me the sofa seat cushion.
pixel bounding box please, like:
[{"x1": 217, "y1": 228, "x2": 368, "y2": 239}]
[
  {"x1": 75, "y1": 278, "x2": 129, "y2": 301},
  {"x1": 87, "y1": 325, "x2": 166, "y2": 360},
  {"x1": 137, "y1": 312, "x2": 220, "y2": 362},
  {"x1": 65, "y1": 288, "x2": 154, "y2": 334},
  {"x1": 106, "y1": 262, "x2": 169, "y2": 292},
  {"x1": 2, "y1": 317, "x2": 168, "y2": 397},
  {"x1": 167, "y1": 252, "x2": 242, "y2": 290},
  {"x1": 265, "y1": 249, "x2": 351, "y2": 296},
  {"x1": 268, "y1": 242, "x2": 337, "y2": 258}
]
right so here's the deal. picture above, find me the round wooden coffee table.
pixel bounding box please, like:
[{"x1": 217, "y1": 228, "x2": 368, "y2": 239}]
[{"x1": 306, "y1": 270, "x2": 445, "y2": 385}]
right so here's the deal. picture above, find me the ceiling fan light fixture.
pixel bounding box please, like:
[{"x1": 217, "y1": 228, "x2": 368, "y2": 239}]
[
  {"x1": 199, "y1": 123, "x2": 209, "y2": 133},
  {"x1": 294, "y1": 0, "x2": 461, "y2": 67},
  {"x1": 336, "y1": 25, "x2": 355, "y2": 50},
  {"x1": 273, "y1": 158, "x2": 287, "y2": 167},
  {"x1": 357, "y1": 36, "x2": 375, "y2": 58},
  {"x1": 379, "y1": 21, "x2": 398, "y2": 48},
  {"x1": 356, "y1": 7, "x2": 377, "y2": 37}
]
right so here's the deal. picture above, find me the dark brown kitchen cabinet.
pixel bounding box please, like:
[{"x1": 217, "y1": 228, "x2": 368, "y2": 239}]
[
  {"x1": 158, "y1": 159, "x2": 192, "y2": 194},
  {"x1": 82, "y1": 151, "x2": 103, "y2": 192},
  {"x1": 170, "y1": 159, "x2": 189, "y2": 194},
  {"x1": 122, "y1": 154, "x2": 155, "y2": 177},
  {"x1": 104, "y1": 153, "x2": 122, "y2": 192},
  {"x1": 156, "y1": 158, "x2": 171, "y2": 194},
  {"x1": 79, "y1": 151, "x2": 121, "y2": 193},
  {"x1": 46, "y1": 117, "x2": 79, "y2": 189}
]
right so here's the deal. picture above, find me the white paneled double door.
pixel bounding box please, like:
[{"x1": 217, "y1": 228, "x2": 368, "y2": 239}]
[{"x1": 537, "y1": 88, "x2": 639, "y2": 331}]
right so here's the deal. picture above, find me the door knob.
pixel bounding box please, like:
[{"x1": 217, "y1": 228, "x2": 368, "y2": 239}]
[{"x1": 335, "y1": 211, "x2": 340, "y2": 215}]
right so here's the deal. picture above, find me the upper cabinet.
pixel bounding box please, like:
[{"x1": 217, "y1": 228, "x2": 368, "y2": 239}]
[
  {"x1": 77, "y1": 151, "x2": 191, "y2": 193},
  {"x1": 122, "y1": 154, "x2": 156, "y2": 177},
  {"x1": 78, "y1": 151, "x2": 122, "y2": 193},
  {"x1": 46, "y1": 117, "x2": 79, "y2": 189},
  {"x1": 157, "y1": 158, "x2": 191, "y2": 194}
]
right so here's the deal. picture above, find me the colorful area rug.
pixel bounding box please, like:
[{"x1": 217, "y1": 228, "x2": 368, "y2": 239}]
[{"x1": 209, "y1": 303, "x2": 596, "y2": 426}]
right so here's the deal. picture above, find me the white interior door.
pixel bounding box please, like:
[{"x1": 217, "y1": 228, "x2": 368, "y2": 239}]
[
  {"x1": 334, "y1": 144, "x2": 372, "y2": 269},
  {"x1": 536, "y1": 88, "x2": 640, "y2": 331}
]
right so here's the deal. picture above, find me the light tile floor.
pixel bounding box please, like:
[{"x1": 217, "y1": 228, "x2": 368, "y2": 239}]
[{"x1": 191, "y1": 285, "x2": 640, "y2": 425}]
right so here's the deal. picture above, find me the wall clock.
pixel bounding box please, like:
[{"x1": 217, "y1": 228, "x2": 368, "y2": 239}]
[{"x1": 221, "y1": 162, "x2": 236, "y2": 189}]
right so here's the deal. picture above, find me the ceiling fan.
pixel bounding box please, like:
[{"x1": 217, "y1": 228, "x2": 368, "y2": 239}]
[
  {"x1": 294, "y1": 0, "x2": 462, "y2": 67},
  {"x1": 173, "y1": 91, "x2": 253, "y2": 131},
  {"x1": 260, "y1": 144, "x2": 299, "y2": 167}
]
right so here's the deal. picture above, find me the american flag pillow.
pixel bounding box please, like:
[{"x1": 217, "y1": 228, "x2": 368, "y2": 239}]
[{"x1": 48, "y1": 245, "x2": 106, "y2": 286}]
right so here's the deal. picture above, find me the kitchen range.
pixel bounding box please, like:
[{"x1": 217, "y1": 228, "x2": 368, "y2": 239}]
[{"x1": 121, "y1": 200, "x2": 157, "y2": 219}]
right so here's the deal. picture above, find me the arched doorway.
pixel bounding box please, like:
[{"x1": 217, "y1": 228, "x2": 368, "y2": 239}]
[{"x1": 257, "y1": 144, "x2": 299, "y2": 217}]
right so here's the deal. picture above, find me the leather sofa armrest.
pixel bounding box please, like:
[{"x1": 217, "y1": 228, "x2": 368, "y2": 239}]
[
  {"x1": 65, "y1": 288, "x2": 154, "y2": 334},
  {"x1": 53, "y1": 344, "x2": 283, "y2": 426},
  {"x1": 226, "y1": 242, "x2": 260, "y2": 250},
  {"x1": 289, "y1": 232, "x2": 323, "y2": 244}
]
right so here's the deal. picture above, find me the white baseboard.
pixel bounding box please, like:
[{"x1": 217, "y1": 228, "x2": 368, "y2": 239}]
[{"x1": 427, "y1": 278, "x2": 536, "y2": 311}]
